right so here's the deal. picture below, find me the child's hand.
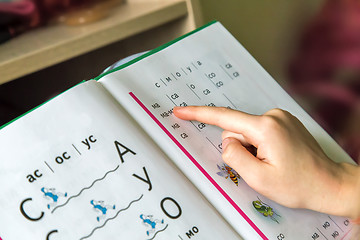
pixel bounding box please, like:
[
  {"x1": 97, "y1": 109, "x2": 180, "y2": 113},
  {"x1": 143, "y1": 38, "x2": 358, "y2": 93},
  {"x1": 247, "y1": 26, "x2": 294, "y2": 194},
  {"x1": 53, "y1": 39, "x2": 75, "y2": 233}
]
[{"x1": 173, "y1": 106, "x2": 360, "y2": 219}]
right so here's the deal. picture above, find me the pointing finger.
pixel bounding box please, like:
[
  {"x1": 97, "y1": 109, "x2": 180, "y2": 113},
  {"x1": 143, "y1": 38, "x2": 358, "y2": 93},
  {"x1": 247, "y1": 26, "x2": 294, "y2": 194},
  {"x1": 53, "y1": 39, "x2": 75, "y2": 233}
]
[{"x1": 174, "y1": 106, "x2": 262, "y2": 145}]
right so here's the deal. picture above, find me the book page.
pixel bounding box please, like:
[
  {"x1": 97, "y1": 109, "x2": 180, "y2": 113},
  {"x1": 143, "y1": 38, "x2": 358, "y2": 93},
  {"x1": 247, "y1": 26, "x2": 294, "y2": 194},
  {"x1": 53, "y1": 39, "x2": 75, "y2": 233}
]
[
  {"x1": 0, "y1": 80, "x2": 240, "y2": 239},
  {"x1": 99, "y1": 22, "x2": 355, "y2": 239}
]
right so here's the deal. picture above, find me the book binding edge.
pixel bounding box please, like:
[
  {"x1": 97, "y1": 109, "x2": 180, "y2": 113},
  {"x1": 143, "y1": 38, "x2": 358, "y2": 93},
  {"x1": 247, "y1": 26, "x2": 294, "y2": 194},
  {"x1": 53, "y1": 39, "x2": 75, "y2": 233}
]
[{"x1": 93, "y1": 20, "x2": 218, "y2": 80}]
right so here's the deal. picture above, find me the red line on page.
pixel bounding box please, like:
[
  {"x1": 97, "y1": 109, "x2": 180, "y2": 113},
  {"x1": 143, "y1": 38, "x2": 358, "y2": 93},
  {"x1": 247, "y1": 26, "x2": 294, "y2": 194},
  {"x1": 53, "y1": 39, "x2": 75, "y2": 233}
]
[
  {"x1": 129, "y1": 92, "x2": 268, "y2": 240},
  {"x1": 340, "y1": 228, "x2": 353, "y2": 240}
]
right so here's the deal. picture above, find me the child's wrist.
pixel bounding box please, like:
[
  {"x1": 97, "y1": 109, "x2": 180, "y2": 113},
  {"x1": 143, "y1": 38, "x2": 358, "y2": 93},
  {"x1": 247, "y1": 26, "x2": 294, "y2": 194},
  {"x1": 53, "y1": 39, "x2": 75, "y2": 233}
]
[
  {"x1": 312, "y1": 161, "x2": 360, "y2": 219},
  {"x1": 338, "y1": 163, "x2": 360, "y2": 220}
]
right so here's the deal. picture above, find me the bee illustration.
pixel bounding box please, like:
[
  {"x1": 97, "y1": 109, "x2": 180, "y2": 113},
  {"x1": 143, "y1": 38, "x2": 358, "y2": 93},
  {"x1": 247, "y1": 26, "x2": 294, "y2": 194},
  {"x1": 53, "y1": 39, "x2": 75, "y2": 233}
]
[
  {"x1": 252, "y1": 196, "x2": 281, "y2": 224},
  {"x1": 216, "y1": 163, "x2": 241, "y2": 186}
]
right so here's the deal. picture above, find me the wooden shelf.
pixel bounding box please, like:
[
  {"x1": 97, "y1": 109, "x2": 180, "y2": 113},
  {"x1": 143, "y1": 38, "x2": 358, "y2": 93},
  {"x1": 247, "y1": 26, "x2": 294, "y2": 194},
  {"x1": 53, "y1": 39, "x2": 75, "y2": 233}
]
[{"x1": 0, "y1": 0, "x2": 188, "y2": 84}]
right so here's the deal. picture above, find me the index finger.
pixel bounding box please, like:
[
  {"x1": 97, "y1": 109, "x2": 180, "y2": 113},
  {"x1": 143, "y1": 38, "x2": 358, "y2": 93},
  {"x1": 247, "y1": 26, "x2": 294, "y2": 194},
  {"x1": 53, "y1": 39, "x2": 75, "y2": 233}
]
[{"x1": 173, "y1": 106, "x2": 261, "y2": 142}]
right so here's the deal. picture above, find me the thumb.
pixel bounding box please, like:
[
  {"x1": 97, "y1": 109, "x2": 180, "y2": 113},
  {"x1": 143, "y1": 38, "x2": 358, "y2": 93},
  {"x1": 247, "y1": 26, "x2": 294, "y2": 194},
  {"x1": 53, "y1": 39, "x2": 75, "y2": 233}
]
[{"x1": 222, "y1": 137, "x2": 265, "y2": 184}]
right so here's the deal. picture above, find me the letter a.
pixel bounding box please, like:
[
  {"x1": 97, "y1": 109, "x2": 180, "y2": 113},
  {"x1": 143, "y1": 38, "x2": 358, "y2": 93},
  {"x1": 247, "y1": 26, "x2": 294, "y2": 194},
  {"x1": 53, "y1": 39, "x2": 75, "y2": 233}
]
[{"x1": 114, "y1": 141, "x2": 136, "y2": 163}]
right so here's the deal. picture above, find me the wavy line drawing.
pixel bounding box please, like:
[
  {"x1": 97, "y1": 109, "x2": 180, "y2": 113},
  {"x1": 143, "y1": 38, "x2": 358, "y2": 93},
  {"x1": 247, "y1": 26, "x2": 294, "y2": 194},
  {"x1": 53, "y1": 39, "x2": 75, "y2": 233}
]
[
  {"x1": 79, "y1": 194, "x2": 144, "y2": 240},
  {"x1": 52, "y1": 165, "x2": 120, "y2": 213},
  {"x1": 148, "y1": 224, "x2": 168, "y2": 240}
]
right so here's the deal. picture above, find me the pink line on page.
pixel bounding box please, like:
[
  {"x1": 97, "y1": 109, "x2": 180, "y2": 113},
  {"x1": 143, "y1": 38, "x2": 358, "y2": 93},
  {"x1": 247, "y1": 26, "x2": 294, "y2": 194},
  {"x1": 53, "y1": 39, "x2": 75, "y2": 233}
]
[
  {"x1": 129, "y1": 92, "x2": 268, "y2": 240},
  {"x1": 340, "y1": 228, "x2": 353, "y2": 240}
]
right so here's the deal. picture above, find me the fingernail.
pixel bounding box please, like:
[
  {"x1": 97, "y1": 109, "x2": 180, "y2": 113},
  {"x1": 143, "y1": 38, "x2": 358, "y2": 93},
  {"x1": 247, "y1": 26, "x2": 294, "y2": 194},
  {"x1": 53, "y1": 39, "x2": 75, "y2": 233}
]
[
  {"x1": 174, "y1": 106, "x2": 184, "y2": 110},
  {"x1": 173, "y1": 106, "x2": 186, "y2": 114},
  {"x1": 222, "y1": 138, "x2": 231, "y2": 151}
]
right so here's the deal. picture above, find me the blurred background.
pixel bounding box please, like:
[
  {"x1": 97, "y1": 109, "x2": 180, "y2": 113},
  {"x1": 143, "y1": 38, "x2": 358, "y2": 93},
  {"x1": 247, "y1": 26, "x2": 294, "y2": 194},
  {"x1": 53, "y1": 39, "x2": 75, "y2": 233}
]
[{"x1": 0, "y1": 0, "x2": 358, "y2": 162}]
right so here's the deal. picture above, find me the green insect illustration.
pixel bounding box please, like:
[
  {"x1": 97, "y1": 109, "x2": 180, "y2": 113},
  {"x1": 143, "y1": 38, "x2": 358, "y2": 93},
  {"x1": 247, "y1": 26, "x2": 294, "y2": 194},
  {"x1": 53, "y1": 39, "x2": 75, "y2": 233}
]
[{"x1": 252, "y1": 197, "x2": 281, "y2": 224}]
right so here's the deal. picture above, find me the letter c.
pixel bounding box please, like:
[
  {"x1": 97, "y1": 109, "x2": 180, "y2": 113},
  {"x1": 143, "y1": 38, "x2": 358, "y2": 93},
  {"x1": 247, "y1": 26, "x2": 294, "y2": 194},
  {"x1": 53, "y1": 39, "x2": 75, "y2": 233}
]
[
  {"x1": 34, "y1": 170, "x2": 42, "y2": 178},
  {"x1": 62, "y1": 152, "x2": 70, "y2": 160},
  {"x1": 20, "y1": 198, "x2": 44, "y2": 221},
  {"x1": 89, "y1": 135, "x2": 97, "y2": 143},
  {"x1": 46, "y1": 230, "x2": 58, "y2": 240}
]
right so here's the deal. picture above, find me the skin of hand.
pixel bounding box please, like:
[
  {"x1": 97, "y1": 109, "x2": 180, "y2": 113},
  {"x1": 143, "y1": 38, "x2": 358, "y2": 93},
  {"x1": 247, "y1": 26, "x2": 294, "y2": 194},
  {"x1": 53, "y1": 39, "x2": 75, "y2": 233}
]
[{"x1": 173, "y1": 106, "x2": 360, "y2": 220}]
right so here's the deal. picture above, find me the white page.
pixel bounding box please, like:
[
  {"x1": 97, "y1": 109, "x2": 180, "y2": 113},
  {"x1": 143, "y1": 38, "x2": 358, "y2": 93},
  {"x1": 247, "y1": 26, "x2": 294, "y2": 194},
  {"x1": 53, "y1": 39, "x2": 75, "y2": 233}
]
[
  {"x1": 0, "y1": 80, "x2": 240, "y2": 239},
  {"x1": 99, "y1": 22, "x2": 356, "y2": 239}
]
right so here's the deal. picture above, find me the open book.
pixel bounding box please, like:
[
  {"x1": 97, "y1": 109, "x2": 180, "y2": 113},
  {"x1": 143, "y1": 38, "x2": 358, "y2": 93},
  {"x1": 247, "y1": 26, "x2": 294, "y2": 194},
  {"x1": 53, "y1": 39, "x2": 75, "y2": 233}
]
[{"x1": 0, "y1": 21, "x2": 356, "y2": 240}]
